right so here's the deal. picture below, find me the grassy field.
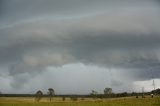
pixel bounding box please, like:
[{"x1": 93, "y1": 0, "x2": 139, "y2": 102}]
[{"x1": 0, "y1": 96, "x2": 160, "y2": 106}]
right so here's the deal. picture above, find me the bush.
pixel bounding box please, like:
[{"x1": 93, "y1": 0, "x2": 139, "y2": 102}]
[
  {"x1": 62, "y1": 96, "x2": 65, "y2": 101},
  {"x1": 70, "y1": 96, "x2": 78, "y2": 101},
  {"x1": 81, "y1": 97, "x2": 85, "y2": 100}
]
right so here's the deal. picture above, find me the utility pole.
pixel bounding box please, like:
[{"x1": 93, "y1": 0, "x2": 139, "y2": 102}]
[
  {"x1": 152, "y1": 79, "x2": 155, "y2": 91},
  {"x1": 150, "y1": 68, "x2": 156, "y2": 98},
  {"x1": 142, "y1": 87, "x2": 145, "y2": 98},
  {"x1": 151, "y1": 69, "x2": 156, "y2": 93}
]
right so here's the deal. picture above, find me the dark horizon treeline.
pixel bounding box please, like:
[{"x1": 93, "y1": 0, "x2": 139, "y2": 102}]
[{"x1": 0, "y1": 88, "x2": 160, "y2": 98}]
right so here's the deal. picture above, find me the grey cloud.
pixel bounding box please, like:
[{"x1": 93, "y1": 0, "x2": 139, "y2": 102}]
[
  {"x1": 0, "y1": 0, "x2": 160, "y2": 94},
  {"x1": 111, "y1": 79, "x2": 124, "y2": 87},
  {"x1": 1, "y1": 0, "x2": 159, "y2": 25},
  {"x1": 1, "y1": 12, "x2": 160, "y2": 78}
]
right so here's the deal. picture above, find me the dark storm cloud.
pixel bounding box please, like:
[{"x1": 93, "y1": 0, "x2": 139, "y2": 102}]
[
  {"x1": 0, "y1": 0, "x2": 160, "y2": 93},
  {"x1": 1, "y1": 20, "x2": 160, "y2": 81}
]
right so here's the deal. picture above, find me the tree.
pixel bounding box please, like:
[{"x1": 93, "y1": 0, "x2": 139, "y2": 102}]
[
  {"x1": 104, "y1": 88, "x2": 112, "y2": 95},
  {"x1": 90, "y1": 90, "x2": 98, "y2": 95},
  {"x1": 48, "y1": 88, "x2": 55, "y2": 102},
  {"x1": 90, "y1": 90, "x2": 98, "y2": 99},
  {"x1": 0, "y1": 91, "x2": 2, "y2": 97},
  {"x1": 35, "y1": 90, "x2": 43, "y2": 102}
]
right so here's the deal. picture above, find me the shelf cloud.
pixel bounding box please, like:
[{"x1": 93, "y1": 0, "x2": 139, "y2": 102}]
[{"x1": 0, "y1": 0, "x2": 160, "y2": 94}]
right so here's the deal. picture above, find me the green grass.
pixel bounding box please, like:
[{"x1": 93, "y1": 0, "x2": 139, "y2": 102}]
[{"x1": 0, "y1": 96, "x2": 160, "y2": 106}]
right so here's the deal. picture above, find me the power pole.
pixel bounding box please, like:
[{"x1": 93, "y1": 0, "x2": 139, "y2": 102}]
[
  {"x1": 151, "y1": 69, "x2": 156, "y2": 91},
  {"x1": 142, "y1": 87, "x2": 145, "y2": 98},
  {"x1": 152, "y1": 79, "x2": 155, "y2": 91}
]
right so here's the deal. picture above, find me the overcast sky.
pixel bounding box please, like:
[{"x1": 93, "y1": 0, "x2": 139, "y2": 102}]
[{"x1": 0, "y1": 0, "x2": 160, "y2": 94}]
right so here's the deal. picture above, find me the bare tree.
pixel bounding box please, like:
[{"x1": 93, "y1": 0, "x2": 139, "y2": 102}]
[
  {"x1": 35, "y1": 90, "x2": 43, "y2": 102},
  {"x1": 48, "y1": 88, "x2": 55, "y2": 102},
  {"x1": 104, "y1": 88, "x2": 112, "y2": 95},
  {"x1": 90, "y1": 90, "x2": 98, "y2": 99}
]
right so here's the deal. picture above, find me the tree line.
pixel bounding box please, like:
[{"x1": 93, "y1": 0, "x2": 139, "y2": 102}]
[{"x1": 1, "y1": 88, "x2": 160, "y2": 101}]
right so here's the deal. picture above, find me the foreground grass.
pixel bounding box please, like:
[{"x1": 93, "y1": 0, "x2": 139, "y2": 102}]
[{"x1": 0, "y1": 96, "x2": 160, "y2": 106}]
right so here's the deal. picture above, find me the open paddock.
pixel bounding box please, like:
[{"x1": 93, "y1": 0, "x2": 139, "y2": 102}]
[{"x1": 0, "y1": 96, "x2": 160, "y2": 106}]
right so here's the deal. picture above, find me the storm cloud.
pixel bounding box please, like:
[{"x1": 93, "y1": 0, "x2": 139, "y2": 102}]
[{"x1": 0, "y1": 0, "x2": 160, "y2": 94}]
